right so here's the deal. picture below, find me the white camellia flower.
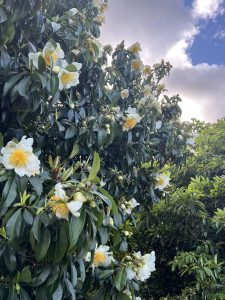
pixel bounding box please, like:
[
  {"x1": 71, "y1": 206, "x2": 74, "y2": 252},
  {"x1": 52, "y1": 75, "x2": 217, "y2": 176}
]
[
  {"x1": 43, "y1": 41, "x2": 64, "y2": 66},
  {"x1": 121, "y1": 198, "x2": 140, "y2": 214},
  {"x1": 143, "y1": 85, "x2": 151, "y2": 98},
  {"x1": 28, "y1": 52, "x2": 42, "y2": 69},
  {"x1": 155, "y1": 120, "x2": 162, "y2": 130},
  {"x1": 85, "y1": 245, "x2": 115, "y2": 268},
  {"x1": 68, "y1": 8, "x2": 78, "y2": 16},
  {"x1": 131, "y1": 58, "x2": 144, "y2": 73},
  {"x1": 136, "y1": 297, "x2": 141, "y2": 300},
  {"x1": 121, "y1": 89, "x2": 129, "y2": 99},
  {"x1": 186, "y1": 137, "x2": 195, "y2": 146},
  {"x1": 128, "y1": 42, "x2": 142, "y2": 54},
  {"x1": 0, "y1": 136, "x2": 40, "y2": 177},
  {"x1": 155, "y1": 173, "x2": 170, "y2": 190},
  {"x1": 123, "y1": 107, "x2": 142, "y2": 131},
  {"x1": 50, "y1": 183, "x2": 83, "y2": 220},
  {"x1": 58, "y1": 69, "x2": 79, "y2": 90},
  {"x1": 126, "y1": 251, "x2": 156, "y2": 282}
]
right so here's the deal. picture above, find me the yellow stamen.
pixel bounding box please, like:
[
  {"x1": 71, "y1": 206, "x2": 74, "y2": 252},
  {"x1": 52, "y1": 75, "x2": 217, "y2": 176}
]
[
  {"x1": 93, "y1": 251, "x2": 107, "y2": 266},
  {"x1": 44, "y1": 51, "x2": 58, "y2": 66},
  {"x1": 60, "y1": 72, "x2": 75, "y2": 85},
  {"x1": 9, "y1": 149, "x2": 28, "y2": 167},
  {"x1": 157, "y1": 177, "x2": 165, "y2": 186},
  {"x1": 132, "y1": 61, "x2": 141, "y2": 71},
  {"x1": 124, "y1": 117, "x2": 138, "y2": 130}
]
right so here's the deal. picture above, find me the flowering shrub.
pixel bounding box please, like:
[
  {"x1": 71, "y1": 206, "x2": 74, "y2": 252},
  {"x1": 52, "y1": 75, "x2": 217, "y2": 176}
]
[{"x1": 0, "y1": 0, "x2": 186, "y2": 298}]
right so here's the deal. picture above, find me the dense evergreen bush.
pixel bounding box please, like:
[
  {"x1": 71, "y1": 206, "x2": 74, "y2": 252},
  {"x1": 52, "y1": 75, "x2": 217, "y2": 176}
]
[{"x1": 0, "y1": 0, "x2": 186, "y2": 299}]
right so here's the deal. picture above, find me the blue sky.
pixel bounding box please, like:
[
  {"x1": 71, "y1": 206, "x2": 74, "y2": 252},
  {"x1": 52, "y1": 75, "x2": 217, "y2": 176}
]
[
  {"x1": 190, "y1": 13, "x2": 225, "y2": 65},
  {"x1": 101, "y1": 0, "x2": 225, "y2": 122}
]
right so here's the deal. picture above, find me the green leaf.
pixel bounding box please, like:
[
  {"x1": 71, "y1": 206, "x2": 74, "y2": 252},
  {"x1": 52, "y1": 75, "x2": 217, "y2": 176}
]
[
  {"x1": 0, "y1": 7, "x2": 7, "y2": 23},
  {"x1": 98, "y1": 128, "x2": 107, "y2": 148},
  {"x1": 31, "y1": 215, "x2": 41, "y2": 242},
  {"x1": 119, "y1": 293, "x2": 131, "y2": 300},
  {"x1": 29, "y1": 176, "x2": 43, "y2": 196},
  {"x1": 65, "y1": 126, "x2": 76, "y2": 139},
  {"x1": 18, "y1": 76, "x2": 31, "y2": 97},
  {"x1": 2, "y1": 175, "x2": 17, "y2": 207},
  {"x1": 69, "y1": 143, "x2": 79, "y2": 158},
  {"x1": 88, "y1": 152, "x2": 100, "y2": 181},
  {"x1": 53, "y1": 283, "x2": 63, "y2": 300},
  {"x1": 98, "y1": 187, "x2": 118, "y2": 215},
  {"x1": 38, "y1": 55, "x2": 46, "y2": 72},
  {"x1": 53, "y1": 222, "x2": 68, "y2": 263},
  {"x1": 69, "y1": 207, "x2": 86, "y2": 251},
  {"x1": 36, "y1": 227, "x2": 51, "y2": 261},
  {"x1": 0, "y1": 132, "x2": 3, "y2": 148},
  {"x1": 99, "y1": 269, "x2": 114, "y2": 280},
  {"x1": 65, "y1": 279, "x2": 75, "y2": 300},
  {"x1": 114, "y1": 268, "x2": 127, "y2": 291},
  {"x1": 3, "y1": 73, "x2": 25, "y2": 96},
  {"x1": 20, "y1": 266, "x2": 32, "y2": 283},
  {"x1": 0, "y1": 49, "x2": 10, "y2": 67},
  {"x1": 6, "y1": 209, "x2": 22, "y2": 240},
  {"x1": 4, "y1": 245, "x2": 16, "y2": 272}
]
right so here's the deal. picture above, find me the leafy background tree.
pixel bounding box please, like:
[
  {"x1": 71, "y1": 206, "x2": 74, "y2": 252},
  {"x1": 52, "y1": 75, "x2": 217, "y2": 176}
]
[
  {"x1": 136, "y1": 118, "x2": 225, "y2": 300},
  {"x1": 0, "y1": 0, "x2": 187, "y2": 299}
]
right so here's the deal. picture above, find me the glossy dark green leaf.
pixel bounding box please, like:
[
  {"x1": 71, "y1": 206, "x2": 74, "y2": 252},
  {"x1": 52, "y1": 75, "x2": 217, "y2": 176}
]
[
  {"x1": 69, "y1": 208, "x2": 86, "y2": 251},
  {"x1": 114, "y1": 268, "x2": 127, "y2": 291},
  {"x1": 36, "y1": 227, "x2": 51, "y2": 261}
]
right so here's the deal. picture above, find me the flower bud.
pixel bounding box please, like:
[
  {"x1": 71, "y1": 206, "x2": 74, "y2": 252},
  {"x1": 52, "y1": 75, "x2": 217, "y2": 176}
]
[
  {"x1": 121, "y1": 204, "x2": 126, "y2": 210},
  {"x1": 118, "y1": 175, "x2": 123, "y2": 181},
  {"x1": 69, "y1": 103, "x2": 75, "y2": 109},
  {"x1": 90, "y1": 200, "x2": 96, "y2": 208},
  {"x1": 73, "y1": 192, "x2": 87, "y2": 203},
  {"x1": 52, "y1": 66, "x2": 60, "y2": 73},
  {"x1": 109, "y1": 217, "x2": 114, "y2": 226}
]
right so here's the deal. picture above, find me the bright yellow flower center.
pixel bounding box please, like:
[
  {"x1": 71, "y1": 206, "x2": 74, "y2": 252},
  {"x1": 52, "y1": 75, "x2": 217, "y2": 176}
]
[
  {"x1": 44, "y1": 50, "x2": 58, "y2": 66},
  {"x1": 49, "y1": 196, "x2": 69, "y2": 218},
  {"x1": 130, "y1": 44, "x2": 141, "y2": 53},
  {"x1": 124, "y1": 117, "x2": 138, "y2": 130},
  {"x1": 132, "y1": 60, "x2": 141, "y2": 71},
  {"x1": 157, "y1": 177, "x2": 165, "y2": 186},
  {"x1": 60, "y1": 72, "x2": 75, "y2": 85},
  {"x1": 9, "y1": 149, "x2": 28, "y2": 167},
  {"x1": 93, "y1": 251, "x2": 107, "y2": 266},
  {"x1": 144, "y1": 66, "x2": 151, "y2": 75}
]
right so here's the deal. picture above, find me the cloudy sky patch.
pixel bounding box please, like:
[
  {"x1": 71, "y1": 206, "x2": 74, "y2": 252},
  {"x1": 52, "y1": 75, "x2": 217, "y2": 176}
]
[{"x1": 100, "y1": 0, "x2": 225, "y2": 122}]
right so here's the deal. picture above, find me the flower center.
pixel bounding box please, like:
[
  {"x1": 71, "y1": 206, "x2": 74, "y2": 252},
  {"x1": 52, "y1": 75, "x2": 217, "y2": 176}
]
[
  {"x1": 132, "y1": 61, "x2": 141, "y2": 70},
  {"x1": 61, "y1": 72, "x2": 75, "y2": 85},
  {"x1": 93, "y1": 251, "x2": 107, "y2": 266},
  {"x1": 44, "y1": 50, "x2": 58, "y2": 65},
  {"x1": 157, "y1": 177, "x2": 165, "y2": 186},
  {"x1": 51, "y1": 202, "x2": 69, "y2": 218},
  {"x1": 124, "y1": 117, "x2": 138, "y2": 130},
  {"x1": 9, "y1": 149, "x2": 28, "y2": 167}
]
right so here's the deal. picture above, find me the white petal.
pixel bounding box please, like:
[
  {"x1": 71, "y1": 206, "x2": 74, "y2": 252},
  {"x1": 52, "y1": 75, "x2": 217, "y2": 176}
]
[{"x1": 67, "y1": 201, "x2": 83, "y2": 216}]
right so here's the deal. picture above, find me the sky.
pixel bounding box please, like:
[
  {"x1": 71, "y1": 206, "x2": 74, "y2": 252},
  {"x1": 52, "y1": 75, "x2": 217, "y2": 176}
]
[{"x1": 100, "y1": 0, "x2": 225, "y2": 122}]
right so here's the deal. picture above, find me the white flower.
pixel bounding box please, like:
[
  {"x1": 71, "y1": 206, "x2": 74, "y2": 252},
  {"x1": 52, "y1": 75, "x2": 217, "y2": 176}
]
[
  {"x1": 54, "y1": 183, "x2": 67, "y2": 200},
  {"x1": 43, "y1": 41, "x2": 64, "y2": 66},
  {"x1": 68, "y1": 8, "x2": 78, "y2": 16},
  {"x1": 122, "y1": 198, "x2": 140, "y2": 214},
  {"x1": 131, "y1": 58, "x2": 144, "y2": 73},
  {"x1": 186, "y1": 137, "x2": 195, "y2": 146},
  {"x1": 126, "y1": 251, "x2": 156, "y2": 282},
  {"x1": 123, "y1": 107, "x2": 142, "y2": 131},
  {"x1": 121, "y1": 89, "x2": 129, "y2": 99},
  {"x1": 155, "y1": 174, "x2": 170, "y2": 190},
  {"x1": 143, "y1": 85, "x2": 151, "y2": 98},
  {"x1": 136, "y1": 298, "x2": 141, "y2": 300},
  {"x1": 155, "y1": 120, "x2": 162, "y2": 130},
  {"x1": 50, "y1": 183, "x2": 83, "y2": 219},
  {"x1": 1, "y1": 136, "x2": 40, "y2": 177},
  {"x1": 72, "y1": 62, "x2": 82, "y2": 71},
  {"x1": 91, "y1": 245, "x2": 115, "y2": 268},
  {"x1": 58, "y1": 69, "x2": 79, "y2": 90},
  {"x1": 28, "y1": 52, "x2": 42, "y2": 69},
  {"x1": 128, "y1": 42, "x2": 142, "y2": 54},
  {"x1": 94, "y1": 14, "x2": 105, "y2": 24}
]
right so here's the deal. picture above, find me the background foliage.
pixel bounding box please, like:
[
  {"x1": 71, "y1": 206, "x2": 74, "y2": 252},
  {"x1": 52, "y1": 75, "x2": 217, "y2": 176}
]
[{"x1": 0, "y1": 0, "x2": 188, "y2": 299}]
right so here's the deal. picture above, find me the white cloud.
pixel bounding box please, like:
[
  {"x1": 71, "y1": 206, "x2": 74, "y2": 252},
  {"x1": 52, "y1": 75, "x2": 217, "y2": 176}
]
[
  {"x1": 100, "y1": 0, "x2": 225, "y2": 122},
  {"x1": 192, "y1": 0, "x2": 224, "y2": 19}
]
